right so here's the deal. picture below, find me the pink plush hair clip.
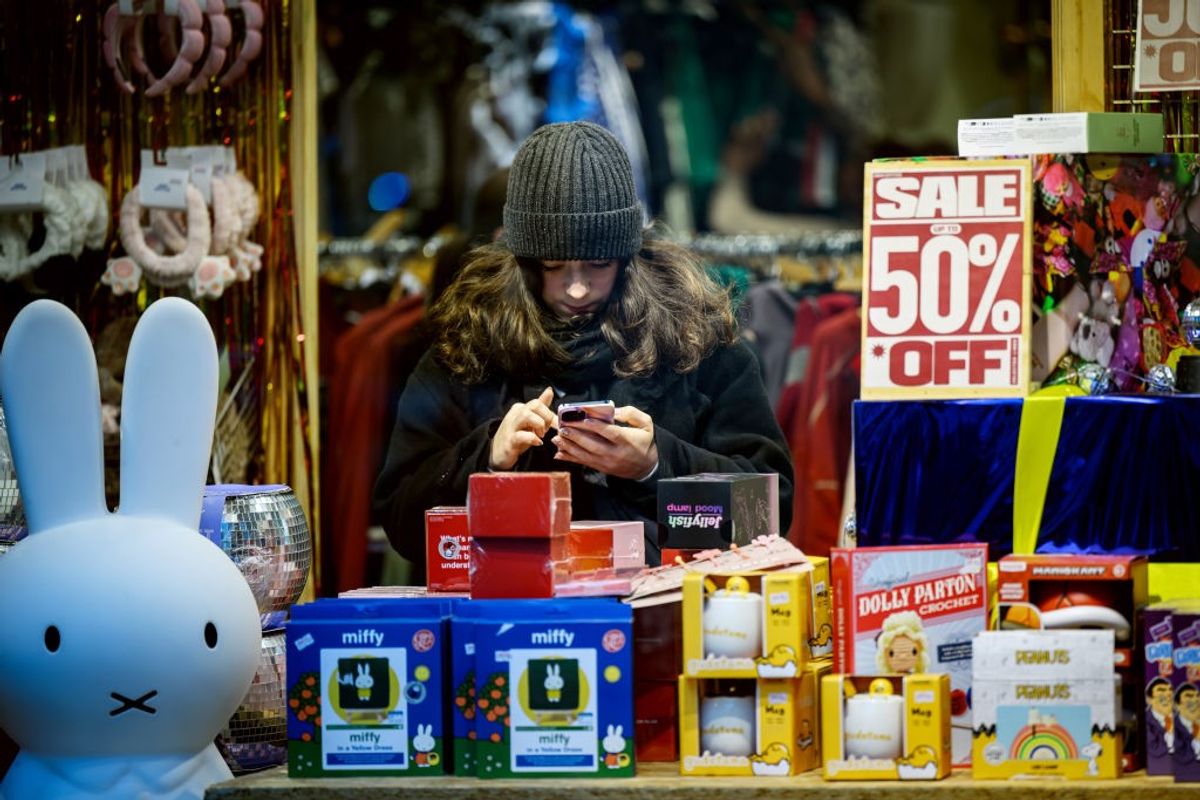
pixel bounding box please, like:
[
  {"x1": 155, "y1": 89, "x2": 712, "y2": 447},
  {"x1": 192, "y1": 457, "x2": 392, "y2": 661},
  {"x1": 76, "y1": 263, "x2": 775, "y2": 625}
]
[{"x1": 218, "y1": 0, "x2": 263, "y2": 87}]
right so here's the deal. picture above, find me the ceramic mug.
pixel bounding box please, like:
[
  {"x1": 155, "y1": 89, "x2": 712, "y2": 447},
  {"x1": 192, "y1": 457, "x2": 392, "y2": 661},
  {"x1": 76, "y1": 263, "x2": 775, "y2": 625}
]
[
  {"x1": 700, "y1": 695, "x2": 756, "y2": 757},
  {"x1": 702, "y1": 576, "x2": 762, "y2": 659},
  {"x1": 843, "y1": 678, "x2": 904, "y2": 759}
]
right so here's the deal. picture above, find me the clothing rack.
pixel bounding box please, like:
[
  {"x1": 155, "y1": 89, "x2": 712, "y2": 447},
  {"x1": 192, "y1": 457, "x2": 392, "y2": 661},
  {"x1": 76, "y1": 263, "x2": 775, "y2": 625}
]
[
  {"x1": 682, "y1": 230, "x2": 863, "y2": 289},
  {"x1": 317, "y1": 234, "x2": 451, "y2": 294},
  {"x1": 682, "y1": 230, "x2": 862, "y2": 260}
]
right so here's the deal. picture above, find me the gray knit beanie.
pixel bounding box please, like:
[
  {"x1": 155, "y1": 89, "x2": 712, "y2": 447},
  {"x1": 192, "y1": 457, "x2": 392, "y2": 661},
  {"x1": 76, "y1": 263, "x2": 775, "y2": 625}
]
[{"x1": 503, "y1": 121, "x2": 642, "y2": 262}]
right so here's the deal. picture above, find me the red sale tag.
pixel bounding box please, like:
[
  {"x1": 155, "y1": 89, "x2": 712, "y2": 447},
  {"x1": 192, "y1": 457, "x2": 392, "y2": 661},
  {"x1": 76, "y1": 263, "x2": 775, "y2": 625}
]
[{"x1": 861, "y1": 160, "x2": 1032, "y2": 398}]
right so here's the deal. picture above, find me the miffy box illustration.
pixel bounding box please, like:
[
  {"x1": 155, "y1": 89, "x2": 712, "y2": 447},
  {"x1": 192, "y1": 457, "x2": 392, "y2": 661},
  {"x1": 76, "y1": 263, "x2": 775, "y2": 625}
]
[
  {"x1": 0, "y1": 298, "x2": 262, "y2": 800},
  {"x1": 466, "y1": 598, "x2": 633, "y2": 778},
  {"x1": 285, "y1": 597, "x2": 455, "y2": 777}
]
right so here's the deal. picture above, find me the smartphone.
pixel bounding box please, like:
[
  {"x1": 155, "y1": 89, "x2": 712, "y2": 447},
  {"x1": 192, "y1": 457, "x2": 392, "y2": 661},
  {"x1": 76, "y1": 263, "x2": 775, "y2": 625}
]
[{"x1": 557, "y1": 400, "x2": 615, "y2": 426}]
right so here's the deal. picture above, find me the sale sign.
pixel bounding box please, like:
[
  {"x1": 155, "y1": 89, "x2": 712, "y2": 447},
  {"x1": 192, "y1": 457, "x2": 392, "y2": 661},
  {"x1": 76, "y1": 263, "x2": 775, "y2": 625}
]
[
  {"x1": 1135, "y1": 0, "x2": 1200, "y2": 91},
  {"x1": 861, "y1": 160, "x2": 1032, "y2": 398}
]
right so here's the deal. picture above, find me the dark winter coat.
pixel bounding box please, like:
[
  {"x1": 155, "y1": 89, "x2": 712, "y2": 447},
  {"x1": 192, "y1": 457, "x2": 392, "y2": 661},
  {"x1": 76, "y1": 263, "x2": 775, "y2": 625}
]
[{"x1": 372, "y1": 322, "x2": 793, "y2": 578}]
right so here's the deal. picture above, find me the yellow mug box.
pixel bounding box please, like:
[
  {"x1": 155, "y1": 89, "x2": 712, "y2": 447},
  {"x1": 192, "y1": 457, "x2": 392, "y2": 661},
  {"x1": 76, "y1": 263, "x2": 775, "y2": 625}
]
[
  {"x1": 805, "y1": 557, "x2": 834, "y2": 660},
  {"x1": 821, "y1": 673, "x2": 951, "y2": 781},
  {"x1": 682, "y1": 571, "x2": 810, "y2": 678},
  {"x1": 678, "y1": 660, "x2": 830, "y2": 776}
]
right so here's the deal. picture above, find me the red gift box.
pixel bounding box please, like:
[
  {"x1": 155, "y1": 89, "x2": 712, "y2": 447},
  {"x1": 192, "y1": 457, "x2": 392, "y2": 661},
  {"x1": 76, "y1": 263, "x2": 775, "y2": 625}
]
[
  {"x1": 468, "y1": 537, "x2": 567, "y2": 599},
  {"x1": 632, "y1": 599, "x2": 682, "y2": 681},
  {"x1": 573, "y1": 520, "x2": 646, "y2": 570},
  {"x1": 425, "y1": 507, "x2": 470, "y2": 593},
  {"x1": 634, "y1": 680, "x2": 678, "y2": 762},
  {"x1": 467, "y1": 472, "x2": 571, "y2": 538},
  {"x1": 565, "y1": 524, "x2": 615, "y2": 572}
]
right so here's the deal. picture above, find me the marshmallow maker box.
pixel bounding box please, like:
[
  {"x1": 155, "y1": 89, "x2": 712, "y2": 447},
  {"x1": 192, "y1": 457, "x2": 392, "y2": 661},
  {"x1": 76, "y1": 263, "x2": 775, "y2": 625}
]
[
  {"x1": 286, "y1": 598, "x2": 455, "y2": 777},
  {"x1": 1168, "y1": 605, "x2": 1200, "y2": 782},
  {"x1": 830, "y1": 544, "x2": 988, "y2": 765},
  {"x1": 820, "y1": 673, "x2": 952, "y2": 781},
  {"x1": 682, "y1": 571, "x2": 812, "y2": 679},
  {"x1": 972, "y1": 630, "x2": 1121, "y2": 779},
  {"x1": 453, "y1": 598, "x2": 635, "y2": 779}
]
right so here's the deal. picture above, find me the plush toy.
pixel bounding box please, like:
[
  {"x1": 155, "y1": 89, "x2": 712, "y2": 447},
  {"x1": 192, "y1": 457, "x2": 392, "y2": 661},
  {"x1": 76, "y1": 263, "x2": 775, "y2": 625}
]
[
  {"x1": 1069, "y1": 314, "x2": 1115, "y2": 366},
  {"x1": 0, "y1": 298, "x2": 261, "y2": 799}
]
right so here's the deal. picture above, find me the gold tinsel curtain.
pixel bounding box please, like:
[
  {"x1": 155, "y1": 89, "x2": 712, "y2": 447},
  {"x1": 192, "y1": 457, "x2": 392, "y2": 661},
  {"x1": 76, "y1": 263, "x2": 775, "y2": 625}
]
[{"x1": 0, "y1": 0, "x2": 320, "y2": 591}]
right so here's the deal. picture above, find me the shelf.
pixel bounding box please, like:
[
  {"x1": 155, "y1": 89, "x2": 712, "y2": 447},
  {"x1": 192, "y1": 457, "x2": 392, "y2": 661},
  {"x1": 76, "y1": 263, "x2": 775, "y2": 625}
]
[{"x1": 206, "y1": 762, "x2": 1199, "y2": 799}]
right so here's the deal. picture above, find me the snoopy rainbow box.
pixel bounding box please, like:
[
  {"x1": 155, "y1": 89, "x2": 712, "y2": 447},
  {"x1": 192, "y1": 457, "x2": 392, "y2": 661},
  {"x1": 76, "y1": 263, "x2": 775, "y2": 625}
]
[
  {"x1": 286, "y1": 598, "x2": 455, "y2": 777},
  {"x1": 468, "y1": 598, "x2": 634, "y2": 779},
  {"x1": 971, "y1": 630, "x2": 1121, "y2": 779},
  {"x1": 831, "y1": 543, "x2": 988, "y2": 765}
]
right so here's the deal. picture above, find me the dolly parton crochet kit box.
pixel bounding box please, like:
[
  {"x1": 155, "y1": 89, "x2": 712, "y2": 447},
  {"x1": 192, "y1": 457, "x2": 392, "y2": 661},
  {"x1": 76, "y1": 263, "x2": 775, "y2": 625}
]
[{"x1": 830, "y1": 544, "x2": 988, "y2": 765}]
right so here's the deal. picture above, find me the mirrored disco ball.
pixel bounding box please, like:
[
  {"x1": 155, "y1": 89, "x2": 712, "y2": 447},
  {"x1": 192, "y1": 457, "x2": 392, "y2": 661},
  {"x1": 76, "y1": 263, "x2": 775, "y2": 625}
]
[
  {"x1": 218, "y1": 629, "x2": 287, "y2": 774},
  {"x1": 1183, "y1": 298, "x2": 1200, "y2": 347},
  {"x1": 0, "y1": 404, "x2": 27, "y2": 543},
  {"x1": 201, "y1": 485, "x2": 312, "y2": 616}
]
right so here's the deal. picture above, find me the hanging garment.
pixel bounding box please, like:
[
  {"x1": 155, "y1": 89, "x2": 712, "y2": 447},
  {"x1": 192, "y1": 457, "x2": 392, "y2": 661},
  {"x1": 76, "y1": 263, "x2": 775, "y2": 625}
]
[
  {"x1": 784, "y1": 301, "x2": 860, "y2": 556},
  {"x1": 740, "y1": 279, "x2": 798, "y2": 410},
  {"x1": 325, "y1": 295, "x2": 426, "y2": 593}
]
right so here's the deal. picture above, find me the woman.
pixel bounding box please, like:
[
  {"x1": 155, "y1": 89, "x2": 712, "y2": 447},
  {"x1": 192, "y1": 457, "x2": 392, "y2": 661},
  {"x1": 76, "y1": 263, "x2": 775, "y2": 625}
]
[{"x1": 373, "y1": 121, "x2": 792, "y2": 573}]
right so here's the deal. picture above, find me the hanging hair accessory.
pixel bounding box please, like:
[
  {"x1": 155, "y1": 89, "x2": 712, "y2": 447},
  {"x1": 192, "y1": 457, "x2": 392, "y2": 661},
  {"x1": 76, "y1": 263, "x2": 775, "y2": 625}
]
[
  {"x1": 156, "y1": 0, "x2": 232, "y2": 94},
  {"x1": 128, "y1": 0, "x2": 207, "y2": 97},
  {"x1": 101, "y1": 256, "x2": 143, "y2": 295},
  {"x1": 218, "y1": 0, "x2": 263, "y2": 86},
  {"x1": 0, "y1": 216, "x2": 31, "y2": 281},
  {"x1": 81, "y1": 179, "x2": 111, "y2": 251},
  {"x1": 189, "y1": 255, "x2": 238, "y2": 298},
  {"x1": 102, "y1": 3, "x2": 137, "y2": 94},
  {"x1": 119, "y1": 183, "x2": 211, "y2": 286},
  {"x1": 149, "y1": 175, "x2": 237, "y2": 256},
  {"x1": 15, "y1": 184, "x2": 81, "y2": 274}
]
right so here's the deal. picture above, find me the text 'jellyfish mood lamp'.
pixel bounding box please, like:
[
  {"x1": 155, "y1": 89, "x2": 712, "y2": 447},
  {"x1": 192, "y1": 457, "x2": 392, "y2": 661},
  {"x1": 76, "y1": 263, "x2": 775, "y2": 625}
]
[{"x1": 0, "y1": 298, "x2": 261, "y2": 799}]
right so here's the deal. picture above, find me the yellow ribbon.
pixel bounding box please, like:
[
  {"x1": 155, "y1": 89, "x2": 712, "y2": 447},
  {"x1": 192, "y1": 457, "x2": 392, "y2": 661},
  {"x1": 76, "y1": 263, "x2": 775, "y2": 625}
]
[
  {"x1": 1014, "y1": 388, "x2": 1198, "y2": 600},
  {"x1": 1012, "y1": 393, "x2": 1072, "y2": 556}
]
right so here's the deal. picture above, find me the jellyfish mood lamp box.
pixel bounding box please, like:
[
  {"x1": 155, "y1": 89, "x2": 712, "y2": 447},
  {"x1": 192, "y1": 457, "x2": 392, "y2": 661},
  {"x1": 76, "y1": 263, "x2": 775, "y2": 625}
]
[
  {"x1": 285, "y1": 597, "x2": 455, "y2": 777},
  {"x1": 830, "y1": 544, "x2": 988, "y2": 765},
  {"x1": 971, "y1": 630, "x2": 1121, "y2": 779},
  {"x1": 464, "y1": 598, "x2": 635, "y2": 779}
]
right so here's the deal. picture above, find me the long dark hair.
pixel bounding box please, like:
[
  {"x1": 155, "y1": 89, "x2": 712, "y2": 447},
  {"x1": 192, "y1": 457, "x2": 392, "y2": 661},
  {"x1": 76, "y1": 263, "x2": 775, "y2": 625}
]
[{"x1": 429, "y1": 227, "x2": 737, "y2": 383}]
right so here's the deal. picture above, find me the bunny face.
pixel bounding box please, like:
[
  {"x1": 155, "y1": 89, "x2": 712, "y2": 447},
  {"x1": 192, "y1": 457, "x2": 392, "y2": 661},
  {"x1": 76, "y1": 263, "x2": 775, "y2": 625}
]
[
  {"x1": 0, "y1": 521, "x2": 260, "y2": 756},
  {"x1": 0, "y1": 298, "x2": 262, "y2": 795},
  {"x1": 543, "y1": 663, "x2": 564, "y2": 690},
  {"x1": 412, "y1": 724, "x2": 435, "y2": 753},
  {"x1": 602, "y1": 724, "x2": 625, "y2": 754}
]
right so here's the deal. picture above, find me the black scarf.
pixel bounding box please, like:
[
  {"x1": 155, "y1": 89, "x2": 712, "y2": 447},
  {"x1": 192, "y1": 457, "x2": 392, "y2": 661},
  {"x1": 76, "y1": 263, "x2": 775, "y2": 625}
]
[{"x1": 538, "y1": 311, "x2": 617, "y2": 395}]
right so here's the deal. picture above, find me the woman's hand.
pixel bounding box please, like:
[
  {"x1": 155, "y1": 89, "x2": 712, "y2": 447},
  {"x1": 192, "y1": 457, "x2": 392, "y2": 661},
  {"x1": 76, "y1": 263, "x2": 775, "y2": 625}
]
[
  {"x1": 490, "y1": 387, "x2": 556, "y2": 470},
  {"x1": 552, "y1": 405, "x2": 658, "y2": 480}
]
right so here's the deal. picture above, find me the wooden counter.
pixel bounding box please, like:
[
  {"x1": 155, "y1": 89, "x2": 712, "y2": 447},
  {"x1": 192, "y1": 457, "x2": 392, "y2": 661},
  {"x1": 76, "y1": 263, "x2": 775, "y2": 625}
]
[{"x1": 206, "y1": 762, "x2": 1200, "y2": 799}]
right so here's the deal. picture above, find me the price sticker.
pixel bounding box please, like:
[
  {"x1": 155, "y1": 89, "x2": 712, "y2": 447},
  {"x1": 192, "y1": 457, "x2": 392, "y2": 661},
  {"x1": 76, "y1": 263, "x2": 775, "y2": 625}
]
[{"x1": 862, "y1": 160, "x2": 1032, "y2": 398}]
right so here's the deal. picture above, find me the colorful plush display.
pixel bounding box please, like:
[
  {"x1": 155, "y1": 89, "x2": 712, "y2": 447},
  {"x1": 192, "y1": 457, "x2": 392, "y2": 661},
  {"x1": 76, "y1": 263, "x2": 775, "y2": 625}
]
[{"x1": 1033, "y1": 153, "x2": 1200, "y2": 389}]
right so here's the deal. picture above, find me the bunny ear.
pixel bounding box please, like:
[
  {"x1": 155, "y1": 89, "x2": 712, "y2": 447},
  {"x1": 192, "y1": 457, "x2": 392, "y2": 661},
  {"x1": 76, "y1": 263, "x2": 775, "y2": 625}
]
[
  {"x1": 118, "y1": 298, "x2": 218, "y2": 529},
  {"x1": 607, "y1": 725, "x2": 614, "y2": 736},
  {"x1": 0, "y1": 300, "x2": 107, "y2": 534},
  {"x1": 615, "y1": 725, "x2": 623, "y2": 737}
]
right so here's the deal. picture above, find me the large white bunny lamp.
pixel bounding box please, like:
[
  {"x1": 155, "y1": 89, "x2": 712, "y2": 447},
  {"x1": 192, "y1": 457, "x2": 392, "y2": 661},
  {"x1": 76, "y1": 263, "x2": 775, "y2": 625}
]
[{"x1": 0, "y1": 298, "x2": 261, "y2": 799}]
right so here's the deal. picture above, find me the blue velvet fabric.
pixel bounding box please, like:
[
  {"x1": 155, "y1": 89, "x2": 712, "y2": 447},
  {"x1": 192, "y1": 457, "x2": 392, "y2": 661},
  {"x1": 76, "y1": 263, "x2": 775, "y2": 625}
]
[{"x1": 853, "y1": 397, "x2": 1200, "y2": 562}]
